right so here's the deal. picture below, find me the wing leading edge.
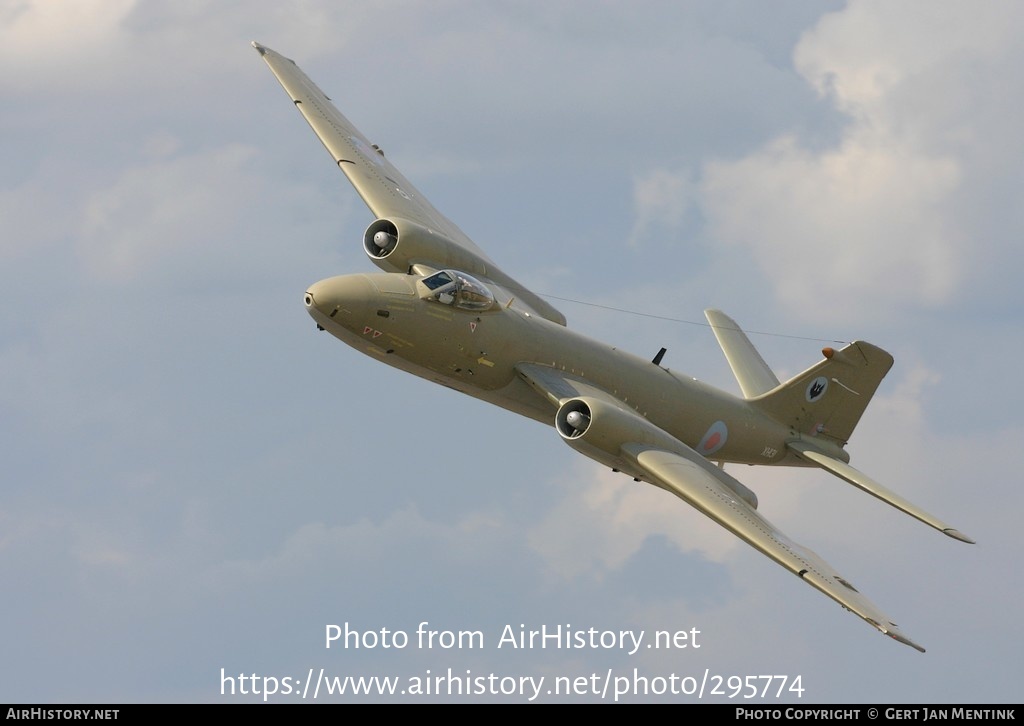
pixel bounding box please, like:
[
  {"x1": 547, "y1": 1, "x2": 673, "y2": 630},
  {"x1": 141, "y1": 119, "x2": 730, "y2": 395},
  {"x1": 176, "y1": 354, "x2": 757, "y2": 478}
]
[
  {"x1": 253, "y1": 42, "x2": 565, "y2": 326},
  {"x1": 253, "y1": 41, "x2": 480, "y2": 252},
  {"x1": 516, "y1": 363, "x2": 925, "y2": 652},
  {"x1": 624, "y1": 445, "x2": 924, "y2": 652}
]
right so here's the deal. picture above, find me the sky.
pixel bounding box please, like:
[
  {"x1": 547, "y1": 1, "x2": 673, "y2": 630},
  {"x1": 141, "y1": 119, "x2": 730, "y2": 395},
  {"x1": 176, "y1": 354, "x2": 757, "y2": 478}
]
[{"x1": 2, "y1": 0, "x2": 1022, "y2": 704}]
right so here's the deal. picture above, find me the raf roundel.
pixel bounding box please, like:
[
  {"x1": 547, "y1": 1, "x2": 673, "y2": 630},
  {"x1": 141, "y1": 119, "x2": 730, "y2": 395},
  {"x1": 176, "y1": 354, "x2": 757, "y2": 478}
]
[{"x1": 697, "y1": 420, "x2": 729, "y2": 456}]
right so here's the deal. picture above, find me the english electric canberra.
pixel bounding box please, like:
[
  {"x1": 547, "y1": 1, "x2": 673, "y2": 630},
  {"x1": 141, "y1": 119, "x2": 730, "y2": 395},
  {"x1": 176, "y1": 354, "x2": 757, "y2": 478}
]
[{"x1": 254, "y1": 42, "x2": 972, "y2": 652}]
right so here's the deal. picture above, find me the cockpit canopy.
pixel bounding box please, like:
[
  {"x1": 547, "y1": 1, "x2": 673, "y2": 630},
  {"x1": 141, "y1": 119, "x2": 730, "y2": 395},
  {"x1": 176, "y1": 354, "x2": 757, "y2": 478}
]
[{"x1": 420, "y1": 270, "x2": 495, "y2": 311}]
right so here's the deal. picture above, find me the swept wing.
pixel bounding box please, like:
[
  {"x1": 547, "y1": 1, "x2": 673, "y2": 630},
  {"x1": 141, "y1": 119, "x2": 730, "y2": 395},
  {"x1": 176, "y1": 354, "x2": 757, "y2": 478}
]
[
  {"x1": 517, "y1": 364, "x2": 926, "y2": 651},
  {"x1": 253, "y1": 42, "x2": 564, "y2": 325},
  {"x1": 253, "y1": 43, "x2": 479, "y2": 250}
]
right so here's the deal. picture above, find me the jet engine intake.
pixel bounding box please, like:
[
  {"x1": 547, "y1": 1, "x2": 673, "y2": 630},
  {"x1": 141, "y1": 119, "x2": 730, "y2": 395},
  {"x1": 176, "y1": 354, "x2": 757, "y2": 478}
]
[
  {"x1": 363, "y1": 217, "x2": 489, "y2": 277},
  {"x1": 556, "y1": 396, "x2": 684, "y2": 456},
  {"x1": 554, "y1": 396, "x2": 759, "y2": 509},
  {"x1": 555, "y1": 399, "x2": 592, "y2": 439}
]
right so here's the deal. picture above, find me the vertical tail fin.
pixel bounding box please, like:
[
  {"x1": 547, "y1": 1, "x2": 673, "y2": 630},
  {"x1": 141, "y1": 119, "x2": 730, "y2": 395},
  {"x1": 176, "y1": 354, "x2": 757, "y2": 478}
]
[
  {"x1": 705, "y1": 309, "x2": 779, "y2": 397},
  {"x1": 704, "y1": 310, "x2": 893, "y2": 448},
  {"x1": 751, "y1": 340, "x2": 894, "y2": 448},
  {"x1": 706, "y1": 312, "x2": 973, "y2": 542}
]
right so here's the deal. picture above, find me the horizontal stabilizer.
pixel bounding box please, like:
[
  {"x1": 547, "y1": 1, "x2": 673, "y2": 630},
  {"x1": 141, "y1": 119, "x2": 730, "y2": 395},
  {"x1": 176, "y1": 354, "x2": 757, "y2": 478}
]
[
  {"x1": 705, "y1": 309, "x2": 779, "y2": 398},
  {"x1": 788, "y1": 441, "x2": 975, "y2": 544},
  {"x1": 624, "y1": 444, "x2": 925, "y2": 652}
]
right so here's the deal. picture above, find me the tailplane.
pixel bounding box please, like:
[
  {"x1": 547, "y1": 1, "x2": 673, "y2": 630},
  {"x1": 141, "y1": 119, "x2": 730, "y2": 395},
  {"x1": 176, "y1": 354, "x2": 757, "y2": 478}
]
[
  {"x1": 705, "y1": 309, "x2": 893, "y2": 448},
  {"x1": 706, "y1": 311, "x2": 974, "y2": 543},
  {"x1": 787, "y1": 440, "x2": 975, "y2": 543}
]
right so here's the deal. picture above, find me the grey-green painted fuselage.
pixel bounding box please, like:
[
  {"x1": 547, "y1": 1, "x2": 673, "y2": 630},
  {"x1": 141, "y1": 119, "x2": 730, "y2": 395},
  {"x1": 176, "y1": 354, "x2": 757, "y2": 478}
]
[{"x1": 306, "y1": 272, "x2": 795, "y2": 468}]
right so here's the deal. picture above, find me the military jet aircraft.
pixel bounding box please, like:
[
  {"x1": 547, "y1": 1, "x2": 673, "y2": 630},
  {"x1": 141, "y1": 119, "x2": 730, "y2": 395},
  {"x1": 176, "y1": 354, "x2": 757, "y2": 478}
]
[{"x1": 254, "y1": 42, "x2": 972, "y2": 652}]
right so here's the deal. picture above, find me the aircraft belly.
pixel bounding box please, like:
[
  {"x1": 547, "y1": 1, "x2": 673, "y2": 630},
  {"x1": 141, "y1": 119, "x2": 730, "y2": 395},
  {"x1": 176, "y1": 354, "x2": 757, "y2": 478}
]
[{"x1": 311, "y1": 293, "x2": 556, "y2": 420}]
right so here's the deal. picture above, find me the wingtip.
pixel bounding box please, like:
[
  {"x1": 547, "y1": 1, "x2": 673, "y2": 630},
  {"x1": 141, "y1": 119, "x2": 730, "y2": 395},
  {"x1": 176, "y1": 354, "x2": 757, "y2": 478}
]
[
  {"x1": 885, "y1": 627, "x2": 926, "y2": 653},
  {"x1": 703, "y1": 308, "x2": 733, "y2": 327},
  {"x1": 251, "y1": 40, "x2": 267, "y2": 55},
  {"x1": 943, "y1": 528, "x2": 976, "y2": 544}
]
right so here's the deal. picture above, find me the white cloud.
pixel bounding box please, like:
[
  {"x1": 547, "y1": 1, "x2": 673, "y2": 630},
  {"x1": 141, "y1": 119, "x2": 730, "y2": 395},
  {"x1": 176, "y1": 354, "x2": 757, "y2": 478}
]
[
  {"x1": 0, "y1": 171, "x2": 68, "y2": 263},
  {"x1": 694, "y1": 0, "x2": 1024, "y2": 326},
  {"x1": 793, "y1": 1, "x2": 1019, "y2": 116},
  {"x1": 217, "y1": 505, "x2": 508, "y2": 586},
  {"x1": 78, "y1": 143, "x2": 259, "y2": 283},
  {"x1": 0, "y1": 1, "x2": 361, "y2": 93},
  {"x1": 0, "y1": 0, "x2": 135, "y2": 61},
  {"x1": 73, "y1": 141, "x2": 343, "y2": 289},
  {"x1": 627, "y1": 169, "x2": 695, "y2": 249},
  {"x1": 527, "y1": 461, "x2": 739, "y2": 581},
  {"x1": 700, "y1": 132, "x2": 961, "y2": 320}
]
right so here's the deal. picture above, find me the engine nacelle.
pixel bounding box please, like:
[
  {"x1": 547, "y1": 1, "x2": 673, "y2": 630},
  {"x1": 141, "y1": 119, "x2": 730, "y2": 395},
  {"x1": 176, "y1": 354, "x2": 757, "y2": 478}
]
[
  {"x1": 556, "y1": 397, "x2": 686, "y2": 456},
  {"x1": 363, "y1": 217, "x2": 489, "y2": 276},
  {"x1": 555, "y1": 396, "x2": 758, "y2": 510}
]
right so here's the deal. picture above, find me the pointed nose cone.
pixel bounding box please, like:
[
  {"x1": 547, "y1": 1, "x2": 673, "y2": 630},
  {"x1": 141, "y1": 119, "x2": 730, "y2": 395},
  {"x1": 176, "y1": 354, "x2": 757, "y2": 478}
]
[{"x1": 304, "y1": 274, "x2": 373, "y2": 326}]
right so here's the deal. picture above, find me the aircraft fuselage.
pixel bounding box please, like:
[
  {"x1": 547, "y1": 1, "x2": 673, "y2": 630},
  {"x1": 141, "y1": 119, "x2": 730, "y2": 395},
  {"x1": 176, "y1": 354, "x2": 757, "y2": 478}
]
[{"x1": 304, "y1": 272, "x2": 796, "y2": 468}]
